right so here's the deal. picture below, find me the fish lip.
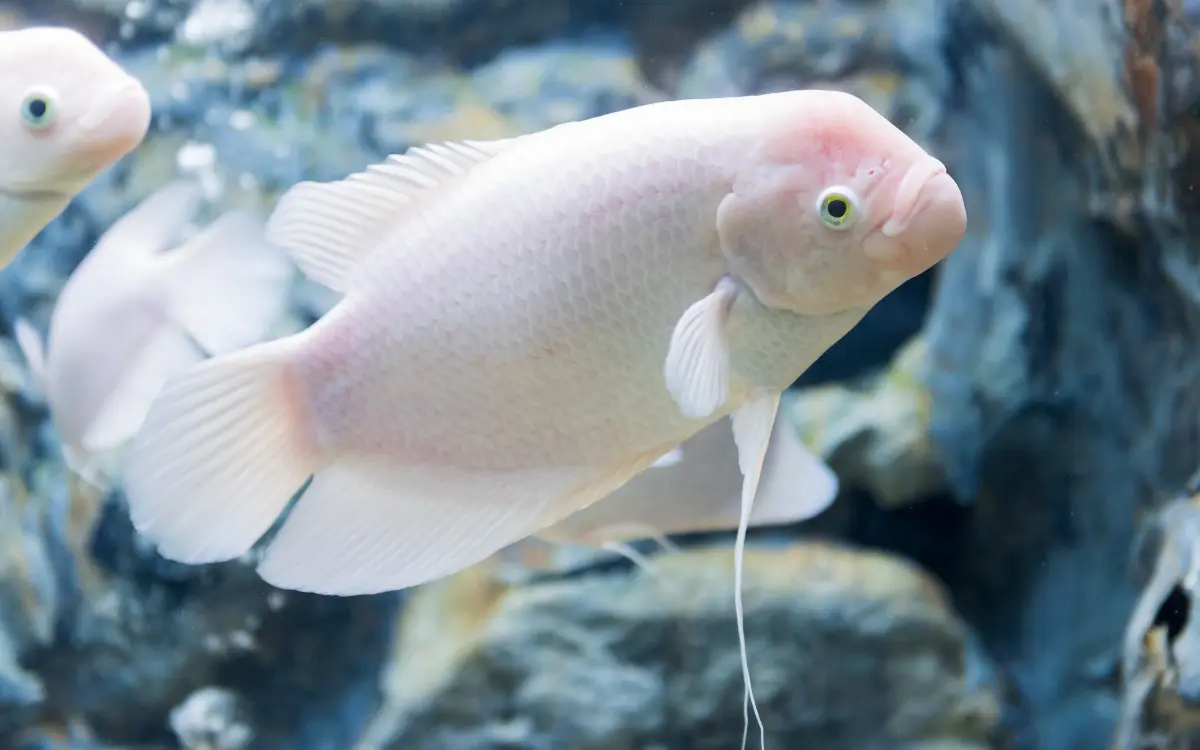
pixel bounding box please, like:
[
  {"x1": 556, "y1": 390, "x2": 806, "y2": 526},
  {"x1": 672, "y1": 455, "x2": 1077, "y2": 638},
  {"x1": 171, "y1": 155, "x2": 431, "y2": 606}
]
[
  {"x1": 880, "y1": 159, "x2": 948, "y2": 238},
  {"x1": 77, "y1": 77, "x2": 152, "y2": 134}
]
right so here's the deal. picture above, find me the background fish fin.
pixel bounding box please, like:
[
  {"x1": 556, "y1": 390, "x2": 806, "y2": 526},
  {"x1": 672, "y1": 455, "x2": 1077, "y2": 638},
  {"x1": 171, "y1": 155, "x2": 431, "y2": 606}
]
[
  {"x1": 98, "y1": 180, "x2": 204, "y2": 261},
  {"x1": 259, "y1": 454, "x2": 661, "y2": 596},
  {"x1": 62, "y1": 442, "x2": 112, "y2": 491},
  {"x1": 729, "y1": 391, "x2": 780, "y2": 750},
  {"x1": 266, "y1": 138, "x2": 524, "y2": 293},
  {"x1": 663, "y1": 277, "x2": 739, "y2": 419},
  {"x1": 163, "y1": 210, "x2": 294, "y2": 355},
  {"x1": 12, "y1": 317, "x2": 47, "y2": 392},
  {"x1": 81, "y1": 328, "x2": 204, "y2": 454}
]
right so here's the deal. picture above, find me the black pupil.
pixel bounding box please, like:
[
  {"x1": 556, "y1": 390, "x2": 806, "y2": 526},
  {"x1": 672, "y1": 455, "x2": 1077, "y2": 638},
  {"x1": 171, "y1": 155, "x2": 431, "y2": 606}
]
[
  {"x1": 26, "y1": 98, "x2": 47, "y2": 119},
  {"x1": 827, "y1": 199, "x2": 847, "y2": 218}
]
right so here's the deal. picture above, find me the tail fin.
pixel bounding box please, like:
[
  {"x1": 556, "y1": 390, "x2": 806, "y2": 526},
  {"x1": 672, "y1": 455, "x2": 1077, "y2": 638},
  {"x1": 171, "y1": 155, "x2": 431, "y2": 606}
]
[
  {"x1": 121, "y1": 339, "x2": 315, "y2": 565},
  {"x1": 160, "y1": 210, "x2": 295, "y2": 356}
]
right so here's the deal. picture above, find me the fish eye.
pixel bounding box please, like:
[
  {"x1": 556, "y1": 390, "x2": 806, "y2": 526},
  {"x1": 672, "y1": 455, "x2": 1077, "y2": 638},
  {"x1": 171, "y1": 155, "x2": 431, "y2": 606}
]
[
  {"x1": 20, "y1": 88, "x2": 58, "y2": 131},
  {"x1": 817, "y1": 187, "x2": 857, "y2": 230}
]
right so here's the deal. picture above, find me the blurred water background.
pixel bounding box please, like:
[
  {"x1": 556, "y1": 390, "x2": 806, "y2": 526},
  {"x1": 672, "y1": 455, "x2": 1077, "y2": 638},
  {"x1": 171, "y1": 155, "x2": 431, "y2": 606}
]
[{"x1": 4, "y1": 0, "x2": 1200, "y2": 748}]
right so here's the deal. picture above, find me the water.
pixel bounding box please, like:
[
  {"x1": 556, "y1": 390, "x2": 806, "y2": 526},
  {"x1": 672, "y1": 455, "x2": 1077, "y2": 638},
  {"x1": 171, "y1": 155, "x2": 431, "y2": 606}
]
[{"x1": 2, "y1": 0, "x2": 1195, "y2": 748}]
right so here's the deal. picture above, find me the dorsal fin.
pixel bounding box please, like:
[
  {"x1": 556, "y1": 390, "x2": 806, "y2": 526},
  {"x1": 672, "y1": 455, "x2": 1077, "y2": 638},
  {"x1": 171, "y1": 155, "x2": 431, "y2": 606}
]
[{"x1": 265, "y1": 136, "x2": 526, "y2": 293}]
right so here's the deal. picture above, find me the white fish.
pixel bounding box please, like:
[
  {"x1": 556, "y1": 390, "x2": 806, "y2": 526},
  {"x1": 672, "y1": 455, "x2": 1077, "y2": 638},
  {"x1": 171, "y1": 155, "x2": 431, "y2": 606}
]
[
  {"x1": 123, "y1": 90, "x2": 967, "y2": 747},
  {"x1": 15, "y1": 181, "x2": 295, "y2": 488},
  {"x1": 0, "y1": 27, "x2": 152, "y2": 269}
]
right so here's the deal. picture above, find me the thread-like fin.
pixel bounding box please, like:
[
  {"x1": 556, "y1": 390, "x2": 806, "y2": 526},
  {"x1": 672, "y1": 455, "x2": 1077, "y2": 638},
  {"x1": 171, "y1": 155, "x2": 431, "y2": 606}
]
[{"x1": 730, "y1": 391, "x2": 781, "y2": 750}]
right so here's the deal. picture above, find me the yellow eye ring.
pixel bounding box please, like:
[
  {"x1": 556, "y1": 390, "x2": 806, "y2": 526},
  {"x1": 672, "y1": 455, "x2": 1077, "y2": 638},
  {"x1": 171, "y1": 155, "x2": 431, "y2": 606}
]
[
  {"x1": 818, "y1": 189, "x2": 855, "y2": 229},
  {"x1": 20, "y1": 88, "x2": 58, "y2": 130}
]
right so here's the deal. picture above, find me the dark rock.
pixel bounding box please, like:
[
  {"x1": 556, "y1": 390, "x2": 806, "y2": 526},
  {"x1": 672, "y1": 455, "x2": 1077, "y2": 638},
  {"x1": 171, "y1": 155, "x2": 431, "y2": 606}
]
[{"x1": 361, "y1": 544, "x2": 1009, "y2": 750}]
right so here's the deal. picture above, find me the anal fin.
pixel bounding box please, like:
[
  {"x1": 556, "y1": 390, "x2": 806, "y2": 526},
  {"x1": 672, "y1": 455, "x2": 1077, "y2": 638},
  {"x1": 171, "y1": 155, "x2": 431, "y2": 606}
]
[{"x1": 257, "y1": 452, "x2": 662, "y2": 596}]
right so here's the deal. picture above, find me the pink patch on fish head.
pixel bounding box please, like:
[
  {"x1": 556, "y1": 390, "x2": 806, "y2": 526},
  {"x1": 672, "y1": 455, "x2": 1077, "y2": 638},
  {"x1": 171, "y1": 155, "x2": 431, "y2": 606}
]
[{"x1": 718, "y1": 89, "x2": 965, "y2": 317}]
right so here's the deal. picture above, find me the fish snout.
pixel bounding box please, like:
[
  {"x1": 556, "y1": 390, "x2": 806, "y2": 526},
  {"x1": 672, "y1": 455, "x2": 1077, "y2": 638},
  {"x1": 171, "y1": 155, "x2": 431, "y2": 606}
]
[
  {"x1": 876, "y1": 168, "x2": 966, "y2": 276},
  {"x1": 71, "y1": 77, "x2": 152, "y2": 170}
]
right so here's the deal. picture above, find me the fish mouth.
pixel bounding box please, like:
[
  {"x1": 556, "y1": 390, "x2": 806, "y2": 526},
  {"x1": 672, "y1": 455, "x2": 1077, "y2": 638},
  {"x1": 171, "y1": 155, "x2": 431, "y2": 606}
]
[
  {"x1": 78, "y1": 78, "x2": 152, "y2": 134},
  {"x1": 880, "y1": 158, "x2": 948, "y2": 238},
  {"x1": 67, "y1": 78, "x2": 152, "y2": 174}
]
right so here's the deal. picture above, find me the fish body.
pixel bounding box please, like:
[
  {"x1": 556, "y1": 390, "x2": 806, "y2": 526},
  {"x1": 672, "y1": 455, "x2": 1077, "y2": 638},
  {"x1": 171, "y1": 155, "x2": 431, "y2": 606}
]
[
  {"x1": 125, "y1": 89, "x2": 963, "y2": 589},
  {"x1": 123, "y1": 90, "x2": 965, "y2": 748},
  {"x1": 0, "y1": 27, "x2": 151, "y2": 269},
  {"x1": 15, "y1": 181, "x2": 294, "y2": 487}
]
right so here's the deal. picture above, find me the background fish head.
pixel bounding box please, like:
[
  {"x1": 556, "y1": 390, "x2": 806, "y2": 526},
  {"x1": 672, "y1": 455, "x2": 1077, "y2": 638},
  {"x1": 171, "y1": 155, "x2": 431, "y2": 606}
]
[{"x1": 0, "y1": 26, "x2": 151, "y2": 199}]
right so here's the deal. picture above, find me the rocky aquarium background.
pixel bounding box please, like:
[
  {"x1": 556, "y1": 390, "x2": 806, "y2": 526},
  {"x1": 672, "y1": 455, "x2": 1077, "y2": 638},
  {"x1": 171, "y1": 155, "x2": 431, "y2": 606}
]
[{"x1": 3, "y1": 0, "x2": 1200, "y2": 748}]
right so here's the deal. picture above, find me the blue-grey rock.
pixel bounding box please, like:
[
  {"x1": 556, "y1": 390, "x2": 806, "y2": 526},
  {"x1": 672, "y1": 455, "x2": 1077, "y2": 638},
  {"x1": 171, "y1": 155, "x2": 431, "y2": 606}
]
[{"x1": 5, "y1": 0, "x2": 1192, "y2": 748}]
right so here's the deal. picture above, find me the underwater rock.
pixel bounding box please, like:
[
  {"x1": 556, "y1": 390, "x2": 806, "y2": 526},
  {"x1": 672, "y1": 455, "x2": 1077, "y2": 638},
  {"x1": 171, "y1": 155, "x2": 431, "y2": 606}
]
[
  {"x1": 918, "y1": 0, "x2": 1200, "y2": 747},
  {"x1": 169, "y1": 687, "x2": 253, "y2": 750},
  {"x1": 358, "y1": 543, "x2": 1009, "y2": 750},
  {"x1": 791, "y1": 336, "x2": 948, "y2": 509},
  {"x1": 1115, "y1": 488, "x2": 1200, "y2": 749},
  {"x1": 471, "y1": 36, "x2": 663, "y2": 132}
]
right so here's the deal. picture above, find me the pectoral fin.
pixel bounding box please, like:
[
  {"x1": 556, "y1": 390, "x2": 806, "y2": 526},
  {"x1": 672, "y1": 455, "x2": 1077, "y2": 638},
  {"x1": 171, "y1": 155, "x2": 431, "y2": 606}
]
[{"x1": 663, "y1": 276, "x2": 739, "y2": 420}]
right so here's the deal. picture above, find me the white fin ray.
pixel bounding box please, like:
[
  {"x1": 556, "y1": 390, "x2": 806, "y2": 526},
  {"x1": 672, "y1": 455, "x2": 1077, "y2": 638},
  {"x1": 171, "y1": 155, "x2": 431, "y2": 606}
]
[
  {"x1": 265, "y1": 137, "x2": 525, "y2": 293},
  {"x1": 13, "y1": 318, "x2": 46, "y2": 392},
  {"x1": 664, "y1": 276, "x2": 739, "y2": 419},
  {"x1": 161, "y1": 210, "x2": 294, "y2": 356},
  {"x1": 122, "y1": 339, "x2": 314, "y2": 565},
  {"x1": 729, "y1": 391, "x2": 781, "y2": 750},
  {"x1": 81, "y1": 327, "x2": 204, "y2": 454},
  {"x1": 258, "y1": 453, "x2": 662, "y2": 596}
]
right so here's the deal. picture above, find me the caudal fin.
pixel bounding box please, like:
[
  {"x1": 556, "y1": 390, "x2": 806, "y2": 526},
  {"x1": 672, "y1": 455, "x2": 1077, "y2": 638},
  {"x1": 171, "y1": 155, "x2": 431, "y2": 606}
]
[
  {"x1": 161, "y1": 210, "x2": 295, "y2": 356},
  {"x1": 121, "y1": 339, "x2": 315, "y2": 564}
]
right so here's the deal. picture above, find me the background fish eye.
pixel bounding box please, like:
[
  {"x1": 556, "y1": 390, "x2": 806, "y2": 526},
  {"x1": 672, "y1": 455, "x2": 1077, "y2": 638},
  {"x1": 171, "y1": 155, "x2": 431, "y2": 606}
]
[{"x1": 21, "y1": 89, "x2": 56, "y2": 129}]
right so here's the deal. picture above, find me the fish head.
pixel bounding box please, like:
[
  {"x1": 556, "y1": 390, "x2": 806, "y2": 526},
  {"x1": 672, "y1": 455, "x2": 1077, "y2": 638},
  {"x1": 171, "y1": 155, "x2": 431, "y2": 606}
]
[
  {"x1": 719, "y1": 89, "x2": 966, "y2": 317},
  {"x1": 0, "y1": 27, "x2": 151, "y2": 201}
]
